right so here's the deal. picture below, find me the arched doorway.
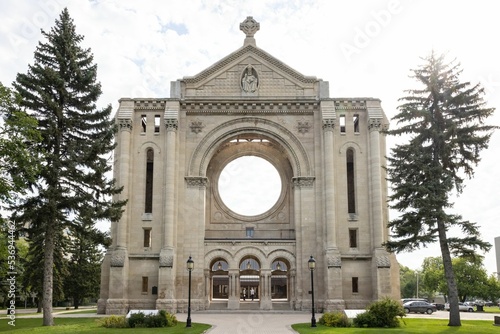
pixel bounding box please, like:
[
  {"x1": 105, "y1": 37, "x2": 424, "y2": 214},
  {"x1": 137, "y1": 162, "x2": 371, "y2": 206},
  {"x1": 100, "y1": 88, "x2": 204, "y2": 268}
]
[
  {"x1": 211, "y1": 259, "x2": 229, "y2": 300},
  {"x1": 271, "y1": 259, "x2": 289, "y2": 300},
  {"x1": 239, "y1": 257, "x2": 260, "y2": 301}
]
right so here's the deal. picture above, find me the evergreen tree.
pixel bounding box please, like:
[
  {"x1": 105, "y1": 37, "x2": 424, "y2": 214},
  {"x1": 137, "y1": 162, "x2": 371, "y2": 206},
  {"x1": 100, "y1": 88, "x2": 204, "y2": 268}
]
[
  {"x1": 0, "y1": 82, "x2": 41, "y2": 206},
  {"x1": 64, "y1": 213, "x2": 110, "y2": 309},
  {"x1": 384, "y1": 52, "x2": 497, "y2": 326},
  {"x1": 12, "y1": 8, "x2": 124, "y2": 326}
]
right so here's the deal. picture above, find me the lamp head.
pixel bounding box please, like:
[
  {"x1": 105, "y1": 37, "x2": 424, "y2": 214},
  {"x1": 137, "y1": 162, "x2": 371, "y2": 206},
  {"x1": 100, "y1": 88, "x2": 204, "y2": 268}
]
[
  {"x1": 187, "y1": 256, "x2": 194, "y2": 271},
  {"x1": 308, "y1": 255, "x2": 316, "y2": 271}
]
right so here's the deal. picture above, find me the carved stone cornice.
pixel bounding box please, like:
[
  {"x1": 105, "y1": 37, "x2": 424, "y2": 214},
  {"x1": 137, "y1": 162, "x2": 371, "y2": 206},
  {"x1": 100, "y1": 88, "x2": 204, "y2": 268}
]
[
  {"x1": 292, "y1": 176, "x2": 315, "y2": 188},
  {"x1": 118, "y1": 119, "x2": 132, "y2": 132},
  {"x1": 185, "y1": 176, "x2": 208, "y2": 188},
  {"x1": 182, "y1": 101, "x2": 318, "y2": 114},
  {"x1": 134, "y1": 99, "x2": 166, "y2": 110}
]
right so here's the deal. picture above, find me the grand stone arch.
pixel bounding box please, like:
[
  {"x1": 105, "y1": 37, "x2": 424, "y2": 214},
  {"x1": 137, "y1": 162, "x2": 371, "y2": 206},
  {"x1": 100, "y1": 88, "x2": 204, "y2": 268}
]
[
  {"x1": 98, "y1": 17, "x2": 400, "y2": 315},
  {"x1": 189, "y1": 116, "x2": 312, "y2": 177}
]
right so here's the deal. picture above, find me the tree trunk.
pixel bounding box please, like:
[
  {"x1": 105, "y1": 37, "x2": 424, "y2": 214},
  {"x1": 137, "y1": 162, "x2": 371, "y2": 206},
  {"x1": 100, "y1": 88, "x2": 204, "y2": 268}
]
[
  {"x1": 37, "y1": 294, "x2": 42, "y2": 313},
  {"x1": 42, "y1": 221, "x2": 55, "y2": 326},
  {"x1": 437, "y1": 220, "x2": 461, "y2": 326},
  {"x1": 74, "y1": 296, "x2": 80, "y2": 309}
]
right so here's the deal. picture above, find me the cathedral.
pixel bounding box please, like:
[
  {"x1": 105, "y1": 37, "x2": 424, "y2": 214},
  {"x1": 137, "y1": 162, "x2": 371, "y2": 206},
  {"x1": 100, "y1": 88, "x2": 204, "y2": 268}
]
[{"x1": 98, "y1": 17, "x2": 400, "y2": 314}]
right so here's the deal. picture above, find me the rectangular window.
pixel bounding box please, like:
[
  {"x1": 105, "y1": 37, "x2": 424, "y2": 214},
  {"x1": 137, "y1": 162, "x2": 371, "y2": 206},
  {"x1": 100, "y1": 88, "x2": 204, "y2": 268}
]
[
  {"x1": 340, "y1": 115, "x2": 346, "y2": 133},
  {"x1": 143, "y1": 228, "x2": 151, "y2": 248},
  {"x1": 352, "y1": 277, "x2": 359, "y2": 293},
  {"x1": 154, "y1": 115, "x2": 160, "y2": 133},
  {"x1": 353, "y1": 114, "x2": 359, "y2": 133},
  {"x1": 141, "y1": 115, "x2": 147, "y2": 133},
  {"x1": 142, "y1": 277, "x2": 148, "y2": 293},
  {"x1": 246, "y1": 227, "x2": 254, "y2": 238},
  {"x1": 349, "y1": 229, "x2": 358, "y2": 248}
]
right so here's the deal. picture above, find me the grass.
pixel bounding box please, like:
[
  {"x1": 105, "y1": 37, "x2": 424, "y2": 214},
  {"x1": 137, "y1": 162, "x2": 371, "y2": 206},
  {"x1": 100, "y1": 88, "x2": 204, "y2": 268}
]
[
  {"x1": 0, "y1": 317, "x2": 211, "y2": 333},
  {"x1": 292, "y1": 318, "x2": 499, "y2": 333}
]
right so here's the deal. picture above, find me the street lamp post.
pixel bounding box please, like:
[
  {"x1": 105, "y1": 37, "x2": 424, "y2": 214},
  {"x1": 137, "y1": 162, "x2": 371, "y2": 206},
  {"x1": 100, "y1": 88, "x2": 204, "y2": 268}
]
[
  {"x1": 308, "y1": 255, "x2": 317, "y2": 327},
  {"x1": 186, "y1": 256, "x2": 194, "y2": 328}
]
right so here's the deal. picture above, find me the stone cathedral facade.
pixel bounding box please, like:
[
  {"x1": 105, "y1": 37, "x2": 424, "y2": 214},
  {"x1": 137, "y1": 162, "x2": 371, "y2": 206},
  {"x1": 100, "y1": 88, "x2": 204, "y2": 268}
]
[{"x1": 98, "y1": 17, "x2": 400, "y2": 314}]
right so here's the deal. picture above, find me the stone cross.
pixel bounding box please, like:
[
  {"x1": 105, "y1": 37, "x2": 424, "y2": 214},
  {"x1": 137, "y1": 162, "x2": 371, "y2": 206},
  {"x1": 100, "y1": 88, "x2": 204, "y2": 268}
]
[{"x1": 240, "y1": 16, "x2": 260, "y2": 38}]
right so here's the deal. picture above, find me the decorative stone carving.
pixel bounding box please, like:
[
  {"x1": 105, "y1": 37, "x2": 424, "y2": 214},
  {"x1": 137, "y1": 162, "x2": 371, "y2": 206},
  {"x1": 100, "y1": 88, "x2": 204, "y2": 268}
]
[
  {"x1": 159, "y1": 253, "x2": 174, "y2": 268},
  {"x1": 297, "y1": 118, "x2": 311, "y2": 134},
  {"x1": 376, "y1": 255, "x2": 391, "y2": 268},
  {"x1": 110, "y1": 248, "x2": 127, "y2": 267},
  {"x1": 185, "y1": 176, "x2": 208, "y2": 188},
  {"x1": 328, "y1": 256, "x2": 342, "y2": 268},
  {"x1": 241, "y1": 65, "x2": 258, "y2": 93},
  {"x1": 164, "y1": 119, "x2": 178, "y2": 131},
  {"x1": 189, "y1": 119, "x2": 205, "y2": 134},
  {"x1": 368, "y1": 118, "x2": 383, "y2": 131},
  {"x1": 322, "y1": 119, "x2": 335, "y2": 131},
  {"x1": 292, "y1": 176, "x2": 315, "y2": 188},
  {"x1": 118, "y1": 119, "x2": 132, "y2": 131},
  {"x1": 240, "y1": 16, "x2": 260, "y2": 37}
]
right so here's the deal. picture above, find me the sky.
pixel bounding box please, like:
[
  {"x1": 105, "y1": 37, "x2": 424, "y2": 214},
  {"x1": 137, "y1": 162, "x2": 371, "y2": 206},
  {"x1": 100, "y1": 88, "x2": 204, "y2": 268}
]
[{"x1": 0, "y1": 0, "x2": 499, "y2": 275}]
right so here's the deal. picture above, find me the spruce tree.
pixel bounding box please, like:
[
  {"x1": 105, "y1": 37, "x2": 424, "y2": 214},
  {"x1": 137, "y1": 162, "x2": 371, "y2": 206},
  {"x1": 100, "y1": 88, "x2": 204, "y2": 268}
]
[
  {"x1": 384, "y1": 52, "x2": 497, "y2": 326},
  {"x1": 12, "y1": 8, "x2": 124, "y2": 326},
  {"x1": 64, "y1": 213, "x2": 110, "y2": 309}
]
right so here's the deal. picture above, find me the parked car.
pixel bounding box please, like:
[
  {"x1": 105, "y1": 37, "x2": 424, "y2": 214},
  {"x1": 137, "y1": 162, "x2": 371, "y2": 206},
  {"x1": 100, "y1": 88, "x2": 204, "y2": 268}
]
[
  {"x1": 444, "y1": 302, "x2": 475, "y2": 312},
  {"x1": 403, "y1": 301, "x2": 437, "y2": 314}
]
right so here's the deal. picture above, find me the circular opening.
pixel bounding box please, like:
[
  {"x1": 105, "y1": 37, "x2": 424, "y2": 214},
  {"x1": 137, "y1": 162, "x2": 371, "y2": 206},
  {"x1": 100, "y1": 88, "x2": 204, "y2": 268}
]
[{"x1": 218, "y1": 156, "x2": 281, "y2": 216}]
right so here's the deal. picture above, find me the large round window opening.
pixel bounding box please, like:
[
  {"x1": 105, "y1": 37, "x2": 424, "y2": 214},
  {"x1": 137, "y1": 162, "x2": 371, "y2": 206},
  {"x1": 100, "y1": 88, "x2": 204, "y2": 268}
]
[{"x1": 218, "y1": 156, "x2": 281, "y2": 216}]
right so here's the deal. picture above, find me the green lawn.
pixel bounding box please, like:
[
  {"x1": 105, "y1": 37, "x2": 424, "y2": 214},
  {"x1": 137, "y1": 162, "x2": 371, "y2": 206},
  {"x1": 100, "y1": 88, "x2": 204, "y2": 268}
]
[
  {"x1": 292, "y1": 318, "x2": 499, "y2": 333},
  {"x1": 0, "y1": 318, "x2": 211, "y2": 334}
]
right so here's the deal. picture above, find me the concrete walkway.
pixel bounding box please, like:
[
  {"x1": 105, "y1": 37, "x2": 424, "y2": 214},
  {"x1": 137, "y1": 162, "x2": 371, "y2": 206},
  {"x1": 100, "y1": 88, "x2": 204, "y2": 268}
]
[{"x1": 175, "y1": 311, "x2": 312, "y2": 334}]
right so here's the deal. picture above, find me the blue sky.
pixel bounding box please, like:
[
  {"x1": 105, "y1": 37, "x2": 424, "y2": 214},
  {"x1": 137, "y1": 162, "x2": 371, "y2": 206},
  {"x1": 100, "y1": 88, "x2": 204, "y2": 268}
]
[{"x1": 1, "y1": 0, "x2": 499, "y2": 275}]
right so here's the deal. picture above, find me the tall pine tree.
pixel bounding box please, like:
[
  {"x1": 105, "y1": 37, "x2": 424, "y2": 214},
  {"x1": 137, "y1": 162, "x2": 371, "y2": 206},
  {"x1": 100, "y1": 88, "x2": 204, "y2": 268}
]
[
  {"x1": 12, "y1": 8, "x2": 124, "y2": 326},
  {"x1": 384, "y1": 52, "x2": 497, "y2": 326}
]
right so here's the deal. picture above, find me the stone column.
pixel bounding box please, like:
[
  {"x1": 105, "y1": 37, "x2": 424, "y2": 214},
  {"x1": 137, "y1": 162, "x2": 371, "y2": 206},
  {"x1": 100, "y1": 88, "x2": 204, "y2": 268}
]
[
  {"x1": 260, "y1": 269, "x2": 272, "y2": 310},
  {"x1": 289, "y1": 269, "x2": 296, "y2": 309},
  {"x1": 228, "y1": 269, "x2": 239, "y2": 309},
  {"x1": 321, "y1": 101, "x2": 343, "y2": 309},
  {"x1": 103, "y1": 100, "x2": 134, "y2": 314},
  {"x1": 156, "y1": 102, "x2": 179, "y2": 313},
  {"x1": 368, "y1": 118, "x2": 384, "y2": 249}
]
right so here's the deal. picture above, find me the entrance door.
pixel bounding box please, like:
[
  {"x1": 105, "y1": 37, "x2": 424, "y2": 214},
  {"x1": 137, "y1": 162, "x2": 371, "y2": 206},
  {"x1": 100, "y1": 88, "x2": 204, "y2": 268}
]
[
  {"x1": 211, "y1": 260, "x2": 229, "y2": 300},
  {"x1": 240, "y1": 258, "x2": 260, "y2": 301}
]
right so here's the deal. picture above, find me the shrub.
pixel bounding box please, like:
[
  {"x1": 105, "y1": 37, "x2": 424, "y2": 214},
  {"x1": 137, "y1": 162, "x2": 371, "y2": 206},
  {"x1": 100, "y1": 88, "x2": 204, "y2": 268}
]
[
  {"x1": 100, "y1": 315, "x2": 129, "y2": 328},
  {"x1": 127, "y1": 310, "x2": 178, "y2": 328},
  {"x1": 164, "y1": 311, "x2": 178, "y2": 327},
  {"x1": 353, "y1": 311, "x2": 377, "y2": 328},
  {"x1": 353, "y1": 297, "x2": 405, "y2": 328},
  {"x1": 319, "y1": 311, "x2": 350, "y2": 327}
]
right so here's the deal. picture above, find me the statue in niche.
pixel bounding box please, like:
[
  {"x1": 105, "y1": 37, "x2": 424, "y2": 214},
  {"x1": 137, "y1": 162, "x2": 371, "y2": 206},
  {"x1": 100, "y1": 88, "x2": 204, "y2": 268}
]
[{"x1": 242, "y1": 65, "x2": 258, "y2": 93}]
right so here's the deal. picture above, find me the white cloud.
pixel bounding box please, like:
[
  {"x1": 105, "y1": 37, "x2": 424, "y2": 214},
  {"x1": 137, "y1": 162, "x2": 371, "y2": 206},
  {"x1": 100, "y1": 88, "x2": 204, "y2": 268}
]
[{"x1": 0, "y1": 0, "x2": 498, "y2": 274}]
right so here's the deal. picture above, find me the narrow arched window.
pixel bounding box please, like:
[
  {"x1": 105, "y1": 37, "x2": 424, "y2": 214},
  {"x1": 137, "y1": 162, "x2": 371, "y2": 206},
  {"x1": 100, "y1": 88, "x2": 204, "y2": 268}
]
[
  {"x1": 145, "y1": 148, "x2": 154, "y2": 213},
  {"x1": 346, "y1": 148, "x2": 356, "y2": 214}
]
